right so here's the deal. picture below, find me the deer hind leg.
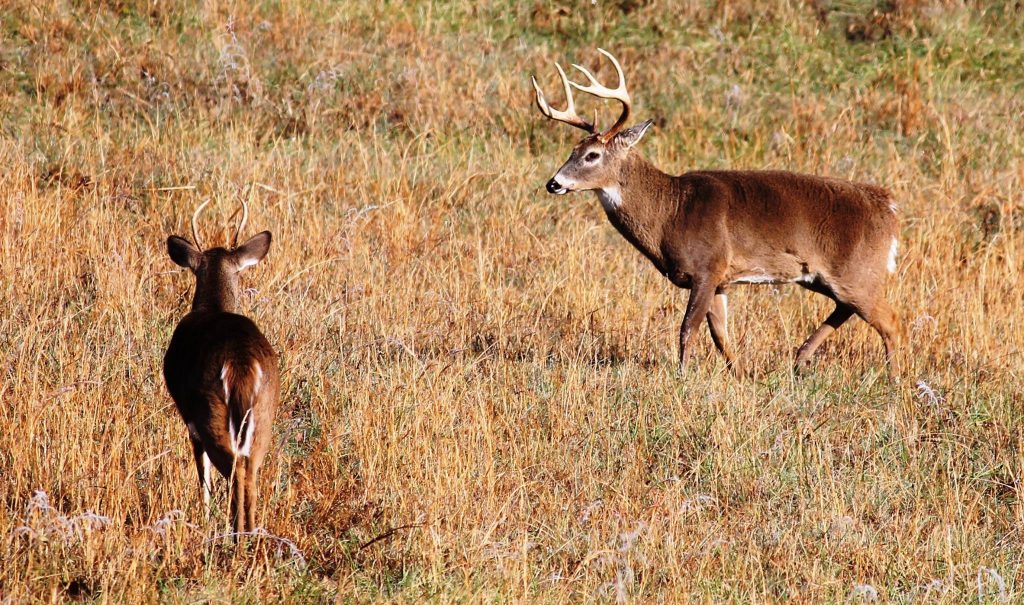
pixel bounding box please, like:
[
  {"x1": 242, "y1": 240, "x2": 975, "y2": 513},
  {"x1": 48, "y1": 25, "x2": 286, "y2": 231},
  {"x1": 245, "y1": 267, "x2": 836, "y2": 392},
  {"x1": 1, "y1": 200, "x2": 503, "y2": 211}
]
[
  {"x1": 243, "y1": 463, "x2": 259, "y2": 532},
  {"x1": 230, "y1": 457, "x2": 248, "y2": 538},
  {"x1": 705, "y1": 292, "x2": 736, "y2": 370},
  {"x1": 188, "y1": 427, "x2": 213, "y2": 520},
  {"x1": 795, "y1": 302, "x2": 855, "y2": 367},
  {"x1": 855, "y1": 298, "x2": 900, "y2": 365}
]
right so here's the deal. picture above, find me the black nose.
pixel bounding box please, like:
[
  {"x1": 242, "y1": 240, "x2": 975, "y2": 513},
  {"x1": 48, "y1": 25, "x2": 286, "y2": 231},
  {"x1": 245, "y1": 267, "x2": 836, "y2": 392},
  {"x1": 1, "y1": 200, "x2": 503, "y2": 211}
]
[{"x1": 546, "y1": 178, "x2": 562, "y2": 194}]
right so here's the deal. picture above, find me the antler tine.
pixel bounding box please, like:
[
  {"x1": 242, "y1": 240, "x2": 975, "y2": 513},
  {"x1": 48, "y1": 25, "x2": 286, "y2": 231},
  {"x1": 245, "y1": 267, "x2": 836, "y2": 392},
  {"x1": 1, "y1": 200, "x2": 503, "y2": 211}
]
[
  {"x1": 191, "y1": 199, "x2": 211, "y2": 250},
  {"x1": 531, "y1": 63, "x2": 595, "y2": 133},
  {"x1": 233, "y1": 199, "x2": 249, "y2": 248},
  {"x1": 569, "y1": 48, "x2": 632, "y2": 142}
]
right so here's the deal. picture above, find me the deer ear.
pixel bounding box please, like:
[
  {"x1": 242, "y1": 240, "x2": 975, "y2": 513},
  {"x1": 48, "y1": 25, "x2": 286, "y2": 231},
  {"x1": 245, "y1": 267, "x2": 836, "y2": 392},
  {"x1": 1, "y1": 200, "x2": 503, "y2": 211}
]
[
  {"x1": 233, "y1": 231, "x2": 272, "y2": 270},
  {"x1": 167, "y1": 236, "x2": 201, "y2": 270},
  {"x1": 615, "y1": 119, "x2": 654, "y2": 149}
]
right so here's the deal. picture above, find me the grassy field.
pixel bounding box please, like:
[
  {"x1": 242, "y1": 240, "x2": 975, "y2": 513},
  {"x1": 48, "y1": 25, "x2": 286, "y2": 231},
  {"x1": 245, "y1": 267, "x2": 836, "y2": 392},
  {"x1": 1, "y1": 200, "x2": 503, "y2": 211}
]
[{"x1": 2, "y1": 0, "x2": 1023, "y2": 602}]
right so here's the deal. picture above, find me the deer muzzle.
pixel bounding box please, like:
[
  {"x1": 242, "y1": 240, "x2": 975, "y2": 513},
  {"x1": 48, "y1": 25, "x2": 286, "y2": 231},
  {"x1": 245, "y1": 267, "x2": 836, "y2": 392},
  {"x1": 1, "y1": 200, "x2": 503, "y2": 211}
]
[{"x1": 546, "y1": 178, "x2": 569, "y2": 195}]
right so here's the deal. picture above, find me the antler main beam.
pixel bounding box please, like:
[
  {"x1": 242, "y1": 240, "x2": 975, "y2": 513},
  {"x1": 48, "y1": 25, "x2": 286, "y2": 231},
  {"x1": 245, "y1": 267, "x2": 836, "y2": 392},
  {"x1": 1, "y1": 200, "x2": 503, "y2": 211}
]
[
  {"x1": 532, "y1": 49, "x2": 633, "y2": 142},
  {"x1": 233, "y1": 200, "x2": 249, "y2": 249},
  {"x1": 569, "y1": 49, "x2": 631, "y2": 142},
  {"x1": 191, "y1": 199, "x2": 211, "y2": 250},
  {"x1": 532, "y1": 63, "x2": 595, "y2": 133}
]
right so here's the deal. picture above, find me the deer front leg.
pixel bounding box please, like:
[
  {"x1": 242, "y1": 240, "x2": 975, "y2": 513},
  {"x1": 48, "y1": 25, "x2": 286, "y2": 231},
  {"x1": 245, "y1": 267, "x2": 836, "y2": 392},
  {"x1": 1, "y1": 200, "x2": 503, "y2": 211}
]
[
  {"x1": 795, "y1": 302, "x2": 854, "y2": 368},
  {"x1": 679, "y1": 279, "x2": 719, "y2": 371}
]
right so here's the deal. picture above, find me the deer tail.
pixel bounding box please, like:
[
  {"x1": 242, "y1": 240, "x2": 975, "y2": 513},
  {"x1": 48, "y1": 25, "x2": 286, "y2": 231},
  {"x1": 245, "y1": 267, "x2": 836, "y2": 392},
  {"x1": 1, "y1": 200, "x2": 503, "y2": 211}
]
[{"x1": 220, "y1": 359, "x2": 264, "y2": 458}]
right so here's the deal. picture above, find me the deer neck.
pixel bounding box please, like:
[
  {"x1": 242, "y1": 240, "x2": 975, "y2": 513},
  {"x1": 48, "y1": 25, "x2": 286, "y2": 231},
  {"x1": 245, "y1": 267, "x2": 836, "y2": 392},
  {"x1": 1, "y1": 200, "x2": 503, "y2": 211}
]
[
  {"x1": 190, "y1": 273, "x2": 239, "y2": 314},
  {"x1": 594, "y1": 153, "x2": 676, "y2": 267}
]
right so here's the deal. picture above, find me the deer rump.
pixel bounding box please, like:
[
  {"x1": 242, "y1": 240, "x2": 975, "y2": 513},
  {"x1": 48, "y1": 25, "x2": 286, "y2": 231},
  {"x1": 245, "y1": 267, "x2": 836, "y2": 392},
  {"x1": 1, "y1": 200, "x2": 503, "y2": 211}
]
[{"x1": 163, "y1": 311, "x2": 276, "y2": 471}]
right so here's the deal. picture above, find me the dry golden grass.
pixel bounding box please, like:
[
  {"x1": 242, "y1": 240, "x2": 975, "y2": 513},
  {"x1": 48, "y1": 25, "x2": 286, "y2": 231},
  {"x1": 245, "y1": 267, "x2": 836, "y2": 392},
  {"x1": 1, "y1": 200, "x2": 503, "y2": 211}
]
[{"x1": 2, "y1": 0, "x2": 1023, "y2": 602}]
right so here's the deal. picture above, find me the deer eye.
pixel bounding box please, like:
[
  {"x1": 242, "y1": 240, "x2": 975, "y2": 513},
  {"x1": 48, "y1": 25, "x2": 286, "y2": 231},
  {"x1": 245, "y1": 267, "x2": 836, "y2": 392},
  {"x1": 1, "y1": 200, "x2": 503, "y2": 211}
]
[{"x1": 584, "y1": 152, "x2": 601, "y2": 162}]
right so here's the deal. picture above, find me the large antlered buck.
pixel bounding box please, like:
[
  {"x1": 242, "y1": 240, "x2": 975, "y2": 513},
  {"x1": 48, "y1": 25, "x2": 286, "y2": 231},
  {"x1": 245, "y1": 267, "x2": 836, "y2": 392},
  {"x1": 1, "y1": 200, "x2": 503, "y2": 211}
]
[
  {"x1": 163, "y1": 200, "x2": 279, "y2": 535},
  {"x1": 532, "y1": 49, "x2": 901, "y2": 371}
]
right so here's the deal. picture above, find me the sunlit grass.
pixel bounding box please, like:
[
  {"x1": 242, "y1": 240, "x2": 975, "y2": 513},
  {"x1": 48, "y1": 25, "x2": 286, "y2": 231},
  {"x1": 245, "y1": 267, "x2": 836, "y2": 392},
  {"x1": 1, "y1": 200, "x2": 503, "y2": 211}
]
[{"x1": 2, "y1": 0, "x2": 1022, "y2": 602}]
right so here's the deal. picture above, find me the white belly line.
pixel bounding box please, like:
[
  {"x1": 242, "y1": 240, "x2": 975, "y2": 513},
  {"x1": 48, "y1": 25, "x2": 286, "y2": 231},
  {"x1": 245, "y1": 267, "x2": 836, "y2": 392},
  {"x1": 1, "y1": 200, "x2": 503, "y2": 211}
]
[{"x1": 728, "y1": 273, "x2": 817, "y2": 286}]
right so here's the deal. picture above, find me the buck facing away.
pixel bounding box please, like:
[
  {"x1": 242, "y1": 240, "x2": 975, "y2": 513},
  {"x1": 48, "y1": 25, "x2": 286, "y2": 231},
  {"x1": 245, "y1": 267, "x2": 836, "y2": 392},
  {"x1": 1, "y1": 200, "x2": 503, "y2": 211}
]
[
  {"x1": 532, "y1": 50, "x2": 901, "y2": 371},
  {"x1": 163, "y1": 200, "x2": 278, "y2": 535}
]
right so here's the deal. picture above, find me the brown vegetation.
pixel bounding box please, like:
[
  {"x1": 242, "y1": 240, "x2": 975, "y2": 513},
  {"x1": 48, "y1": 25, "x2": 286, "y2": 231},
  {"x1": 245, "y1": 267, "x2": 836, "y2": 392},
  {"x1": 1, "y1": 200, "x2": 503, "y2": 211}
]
[{"x1": 1, "y1": 0, "x2": 1022, "y2": 601}]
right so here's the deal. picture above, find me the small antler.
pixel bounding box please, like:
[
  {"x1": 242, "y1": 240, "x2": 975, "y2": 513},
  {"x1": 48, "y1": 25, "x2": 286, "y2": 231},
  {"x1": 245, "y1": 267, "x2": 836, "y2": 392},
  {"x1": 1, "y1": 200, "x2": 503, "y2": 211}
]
[
  {"x1": 191, "y1": 199, "x2": 211, "y2": 250},
  {"x1": 532, "y1": 63, "x2": 595, "y2": 133},
  {"x1": 233, "y1": 200, "x2": 249, "y2": 249},
  {"x1": 569, "y1": 48, "x2": 632, "y2": 142}
]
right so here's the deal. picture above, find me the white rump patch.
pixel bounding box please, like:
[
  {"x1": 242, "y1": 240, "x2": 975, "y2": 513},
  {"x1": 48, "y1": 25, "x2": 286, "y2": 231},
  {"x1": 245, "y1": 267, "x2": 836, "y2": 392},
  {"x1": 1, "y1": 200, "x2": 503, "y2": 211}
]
[
  {"x1": 596, "y1": 186, "x2": 623, "y2": 212},
  {"x1": 229, "y1": 408, "x2": 255, "y2": 458},
  {"x1": 228, "y1": 414, "x2": 237, "y2": 453},
  {"x1": 239, "y1": 413, "x2": 255, "y2": 457},
  {"x1": 225, "y1": 360, "x2": 261, "y2": 458},
  {"x1": 220, "y1": 364, "x2": 230, "y2": 402},
  {"x1": 887, "y1": 238, "x2": 898, "y2": 273}
]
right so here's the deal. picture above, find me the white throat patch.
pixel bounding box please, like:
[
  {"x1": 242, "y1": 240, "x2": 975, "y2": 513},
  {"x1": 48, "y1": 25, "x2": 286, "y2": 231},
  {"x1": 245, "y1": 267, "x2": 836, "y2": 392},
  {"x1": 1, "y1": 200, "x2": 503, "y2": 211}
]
[{"x1": 596, "y1": 187, "x2": 622, "y2": 213}]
